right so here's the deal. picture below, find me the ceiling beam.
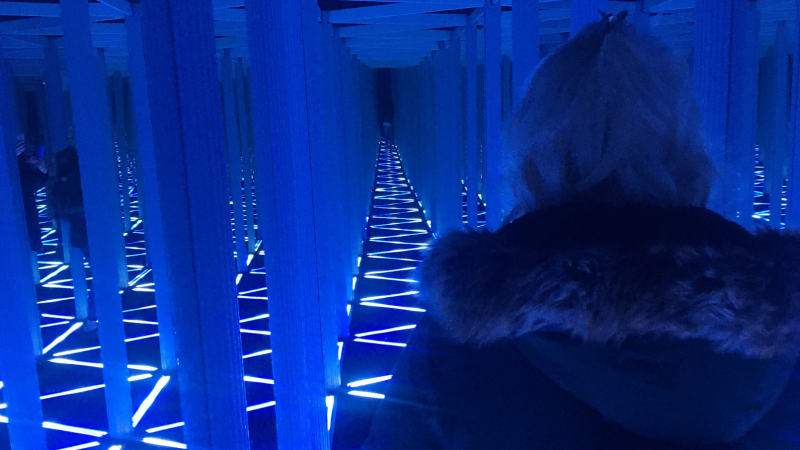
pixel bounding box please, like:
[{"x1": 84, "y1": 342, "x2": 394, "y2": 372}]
[
  {"x1": 0, "y1": 2, "x2": 126, "y2": 19},
  {"x1": 0, "y1": 35, "x2": 49, "y2": 48},
  {"x1": 346, "y1": 40, "x2": 440, "y2": 51},
  {"x1": 644, "y1": 0, "x2": 694, "y2": 13},
  {"x1": 95, "y1": 0, "x2": 132, "y2": 16},
  {"x1": 338, "y1": 29, "x2": 451, "y2": 41},
  {"x1": 329, "y1": 3, "x2": 485, "y2": 23},
  {"x1": 213, "y1": 0, "x2": 246, "y2": 8},
  {"x1": 213, "y1": 8, "x2": 247, "y2": 22},
  {"x1": 0, "y1": 17, "x2": 65, "y2": 35},
  {"x1": 338, "y1": 22, "x2": 461, "y2": 37},
  {"x1": 335, "y1": 13, "x2": 466, "y2": 26}
]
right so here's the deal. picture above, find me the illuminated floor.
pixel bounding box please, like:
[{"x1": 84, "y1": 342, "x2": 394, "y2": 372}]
[
  {"x1": 753, "y1": 149, "x2": 788, "y2": 228},
  {"x1": 0, "y1": 146, "x2": 785, "y2": 450},
  {"x1": 0, "y1": 170, "x2": 276, "y2": 449},
  {"x1": 331, "y1": 142, "x2": 432, "y2": 449}
]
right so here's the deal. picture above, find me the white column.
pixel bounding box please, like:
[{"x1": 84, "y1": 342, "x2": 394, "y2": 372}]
[
  {"x1": 95, "y1": 48, "x2": 129, "y2": 287},
  {"x1": 466, "y1": 15, "x2": 479, "y2": 229},
  {"x1": 512, "y1": 0, "x2": 539, "y2": 112},
  {"x1": 125, "y1": 3, "x2": 178, "y2": 371},
  {"x1": 112, "y1": 70, "x2": 132, "y2": 233},
  {"x1": 44, "y1": 38, "x2": 68, "y2": 152},
  {"x1": 789, "y1": 1, "x2": 800, "y2": 228},
  {"x1": 139, "y1": 0, "x2": 249, "y2": 446},
  {"x1": 0, "y1": 43, "x2": 47, "y2": 450},
  {"x1": 770, "y1": 21, "x2": 789, "y2": 229},
  {"x1": 434, "y1": 39, "x2": 464, "y2": 234},
  {"x1": 221, "y1": 48, "x2": 249, "y2": 272},
  {"x1": 61, "y1": 0, "x2": 133, "y2": 438},
  {"x1": 694, "y1": 0, "x2": 760, "y2": 227},
  {"x1": 484, "y1": 0, "x2": 506, "y2": 230},
  {"x1": 236, "y1": 58, "x2": 257, "y2": 253},
  {"x1": 247, "y1": 0, "x2": 334, "y2": 448}
]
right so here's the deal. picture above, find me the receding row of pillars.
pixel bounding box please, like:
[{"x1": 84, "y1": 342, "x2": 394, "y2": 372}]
[
  {"x1": 392, "y1": 0, "x2": 799, "y2": 239},
  {"x1": 0, "y1": 0, "x2": 377, "y2": 449}
]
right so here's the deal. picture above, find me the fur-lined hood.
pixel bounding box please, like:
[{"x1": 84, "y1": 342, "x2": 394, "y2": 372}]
[{"x1": 419, "y1": 202, "x2": 800, "y2": 360}]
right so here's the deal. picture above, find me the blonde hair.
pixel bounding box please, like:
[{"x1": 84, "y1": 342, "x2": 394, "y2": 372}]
[{"x1": 506, "y1": 17, "x2": 713, "y2": 215}]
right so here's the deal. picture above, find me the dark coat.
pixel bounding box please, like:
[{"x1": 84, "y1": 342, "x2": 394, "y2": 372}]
[
  {"x1": 364, "y1": 202, "x2": 800, "y2": 450},
  {"x1": 52, "y1": 147, "x2": 89, "y2": 252},
  {"x1": 17, "y1": 153, "x2": 48, "y2": 251}
]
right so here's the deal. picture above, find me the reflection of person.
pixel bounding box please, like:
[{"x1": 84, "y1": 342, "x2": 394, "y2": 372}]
[
  {"x1": 365, "y1": 13, "x2": 800, "y2": 450},
  {"x1": 16, "y1": 134, "x2": 48, "y2": 252},
  {"x1": 52, "y1": 146, "x2": 96, "y2": 331}
]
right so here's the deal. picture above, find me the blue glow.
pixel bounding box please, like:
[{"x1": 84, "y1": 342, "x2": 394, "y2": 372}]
[
  {"x1": 242, "y1": 349, "x2": 272, "y2": 359},
  {"x1": 347, "y1": 390, "x2": 385, "y2": 400},
  {"x1": 43, "y1": 323, "x2": 84, "y2": 354},
  {"x1": 141, "y1": 437, "x2": 187, "y2": 449},
  {"x1": 40, "y1": 265, "x2": 69, "y2": 284},
  {"x1": 39, "y1": 320, "x2": 69, "y2": 328},
  {"x1": 57, "y1": 442, "x2": 101, "y2": 450},
  {"x1": 132, "y1": 376, "x2": 171, "y2": 427},
  {"x1": 240, "y1": 313, "x2": 270, "y2": 323},
  {"x1": 240, "y1": 328, "x2": 271, "y2": 336},
  {"x1": 42, "y1": 313, "x2": 76, "y2": 320},
  {"x1": 43, "y1": 422, "x2": 106, "y2": 437},
  {"x1": 128, "y1": 268, "x2": 152, "y2": 286},
  {"x1": 360, "y1": 302, "x2": 426, "y2": 313},
  {"x1": 326, "y1": 395, "x2": 335, "y2": 431},
  {"x1": 246, "y1": 401, "x2": 276, "y2": 412},
  {"x1": 244, "y1": 376, "x2": 274, "y2": 384},
  {"x1": 347, "y1": 375, "x2": 392, "y2": 388},
  {"x1": 145, "y1": 422, "x2": 185, "y2": 434},
  {"x1": 354, "y1": 324, "x2": 416, "y2": 338},
  {"x1": 353, "y1": 338, "x2": 407, "y2": 348}
]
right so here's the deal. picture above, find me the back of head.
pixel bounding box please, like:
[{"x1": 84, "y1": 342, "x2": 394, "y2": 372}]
[{"x1": 507, "y1": 14, "x2": 713, "y2": 213}]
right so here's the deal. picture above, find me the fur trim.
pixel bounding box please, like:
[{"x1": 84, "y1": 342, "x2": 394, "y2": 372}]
[{"x1": 418, "y1": 203, "x2": 800, "y2": 359}]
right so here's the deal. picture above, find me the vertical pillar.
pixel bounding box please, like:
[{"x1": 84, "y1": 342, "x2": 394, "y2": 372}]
[
  {"x1": 221, "y1": 49, "x2": 249, "y2": 273},
  {"x1": 300, "y1": 0, "x2": 342, "y2": 396},
  {"x1": 60, "y1": 0, "x2": 133, "y2": 438},
  {"x1": 112, "y1": 71, "x2": 132, "y2": 233},
  {"x1": 571, "y1": 0, "x2": 607, "y2": 36},
  {"x1": 433, "y1": 41, "x2": 464, "y2": 234},
  {"x1": 728, "y1": 0, "x2": 759, "y2": 228},
  {"x1": 140, "y1": 0, "x2": 249, "y2": 447},
  {"x1": 322, "y1": 23, "x2": 354, "y2": 337},
  {"x1": 62, "y1": 220, "x2": 89, "y2": 320},
  {"x1": 501, "y1": 55, "x2": 512, "y2": 123},
  {"x1": 789, "y1": 1, "x2": 800, "y2": 228},
  {"x1": 341, "y1": 43, "x2": 361, "y2": 271},
  {"x1": 95, "y1": 48, "x2": 129, "y2": 287},
  {"x1": 246, "y1": 1, "x2": 331, "y2": 448},
  {"x1": 236, "y1": 58, "x2": 257, "y2": 253},
  {"x1": 632, "y1": 1, "x2": 651, "y2": 31},
  {"x1": 466, "y1": 17, "x2": 479, "y2": 229},
  {"x1": 770, "y1": 22, "x2": 789, "y2": 229},
  {"x1": 419, "y1": 59, "x2": 436, "y2": 224},
  {"x1": 484, "y1": 0, "x2": 506, "y2": 230},
  {"x1": 512, "y1": 0, "x2": 539, "y2": 111},
  {"x1": 0, "y1": 42, "x2": 47, "y2": 450},
  {"x1": 125, "y1": 4, "x2": 177, "y2": 371},
  {"x1": 694, "y1": 0, "x2": 759, "y2": 226}
]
